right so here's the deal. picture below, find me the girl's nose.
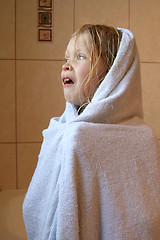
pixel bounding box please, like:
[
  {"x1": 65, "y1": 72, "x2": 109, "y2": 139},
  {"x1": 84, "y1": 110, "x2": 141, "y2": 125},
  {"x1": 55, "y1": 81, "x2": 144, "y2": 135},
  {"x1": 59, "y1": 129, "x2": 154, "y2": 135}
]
[{"x1": 62, "y1": 61, "x2": 73, "y2": 71}]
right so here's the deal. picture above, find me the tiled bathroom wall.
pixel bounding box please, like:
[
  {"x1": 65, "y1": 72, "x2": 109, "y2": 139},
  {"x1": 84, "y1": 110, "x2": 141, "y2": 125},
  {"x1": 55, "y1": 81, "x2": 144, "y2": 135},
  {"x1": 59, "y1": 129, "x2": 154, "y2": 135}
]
[{"x1": 0, "y1": 0, "x2": 160, "y2": 190}]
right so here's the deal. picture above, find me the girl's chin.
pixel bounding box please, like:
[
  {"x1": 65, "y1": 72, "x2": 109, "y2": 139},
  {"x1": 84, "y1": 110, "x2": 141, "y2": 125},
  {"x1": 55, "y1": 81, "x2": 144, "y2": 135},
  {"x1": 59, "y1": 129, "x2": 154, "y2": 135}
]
[
  {"x1": 63, "y1": 89, "x2": 91, "y2": 106},
  {"x1": 64, "y1": 96, "x2": 85, "y2": 107}
]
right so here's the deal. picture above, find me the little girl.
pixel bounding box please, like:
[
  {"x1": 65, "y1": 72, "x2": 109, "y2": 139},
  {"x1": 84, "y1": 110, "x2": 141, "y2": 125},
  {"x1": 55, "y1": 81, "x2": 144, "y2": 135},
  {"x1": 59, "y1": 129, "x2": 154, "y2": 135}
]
[
  {"x1": 61, "y1": 25, "x2": 122, "y2": 112},
  {"x1": 23, "y1": 24, "x2": 160, "y2": 240}
]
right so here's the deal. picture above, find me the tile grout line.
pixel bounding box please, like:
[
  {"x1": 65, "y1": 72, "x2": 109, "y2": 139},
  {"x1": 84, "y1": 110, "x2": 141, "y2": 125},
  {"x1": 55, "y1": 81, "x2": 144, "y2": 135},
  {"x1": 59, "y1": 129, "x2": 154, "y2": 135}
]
[
  {"x1": 0, "y1": 58, "x2": 65, "y2": 62},
  {"x1": 73, "y1": 0, "x2": 75, "y2": 32},
  {"x1": 16, "y1": 59, "x2": 65, "y2": 61},
  {"x1": 140, "y1": 62, "x2": 160, "y2": 64},
  {"x1": 0, "y1": 142, "x2": 42, "y2": 145},
  {"x1": 128, "y1": 0, "x2": 130, "y2": 30},
  {"x1": 15, "y1": 0, "x2": 18, "y2": 190}
]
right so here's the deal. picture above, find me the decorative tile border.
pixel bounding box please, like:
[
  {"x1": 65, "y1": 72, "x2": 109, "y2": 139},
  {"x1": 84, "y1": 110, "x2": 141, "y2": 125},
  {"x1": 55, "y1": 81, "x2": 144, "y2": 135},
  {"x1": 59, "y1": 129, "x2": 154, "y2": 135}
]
[
  {"x1": 39, "y1": 12, "x2": 52, "y2": 25},
  {"x1": 38, "y1": 0, "x2": 53, "y2": 42},
  {"x1": 39, "y1": 29, "x2": 52, "y2": 41},
  {"x1": 39, "y1": 0, "x2": 52, "y2": 8}
]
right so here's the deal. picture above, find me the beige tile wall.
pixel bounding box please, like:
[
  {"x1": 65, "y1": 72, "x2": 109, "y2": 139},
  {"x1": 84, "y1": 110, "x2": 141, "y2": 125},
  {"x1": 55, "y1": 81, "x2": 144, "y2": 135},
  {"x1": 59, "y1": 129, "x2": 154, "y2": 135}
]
[
  {"x1": 0, "y1": 0, "x2": 160, "y2": 190},
  {"x1": 0, "y1": 0, "x2": 15, "y2": 59},
  {"x1": 16, "y1": 60, "x2": 65, "y2": 142}
]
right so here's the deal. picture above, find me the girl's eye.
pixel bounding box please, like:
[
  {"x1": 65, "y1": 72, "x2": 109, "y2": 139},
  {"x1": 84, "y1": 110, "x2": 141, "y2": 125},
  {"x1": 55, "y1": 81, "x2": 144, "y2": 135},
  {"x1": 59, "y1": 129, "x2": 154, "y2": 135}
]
[
  {"x1": 76, "y1": 54, "x2": 86, "y2": 60},
  {"x1": 65, "y1": 58, "x2": 69, "y2": 63}
]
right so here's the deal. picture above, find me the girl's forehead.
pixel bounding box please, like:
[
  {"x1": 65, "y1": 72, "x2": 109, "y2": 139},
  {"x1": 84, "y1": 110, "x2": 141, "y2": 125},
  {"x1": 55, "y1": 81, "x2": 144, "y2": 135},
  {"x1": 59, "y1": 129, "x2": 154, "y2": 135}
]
[{"x1": 65, "y1": 33, "x2": 90, "y2": 55}]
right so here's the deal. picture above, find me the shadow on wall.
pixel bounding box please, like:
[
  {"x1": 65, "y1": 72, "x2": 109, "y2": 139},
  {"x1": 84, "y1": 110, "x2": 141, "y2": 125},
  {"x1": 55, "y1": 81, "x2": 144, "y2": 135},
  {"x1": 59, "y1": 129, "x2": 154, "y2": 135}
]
[{"x1": 0, "y1": 190, "x2": 27, "y2": 240}]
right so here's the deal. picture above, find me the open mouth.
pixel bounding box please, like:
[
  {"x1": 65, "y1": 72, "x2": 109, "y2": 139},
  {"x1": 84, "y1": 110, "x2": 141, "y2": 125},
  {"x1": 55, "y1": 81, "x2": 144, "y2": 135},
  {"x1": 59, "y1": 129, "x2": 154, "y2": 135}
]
[{"x1": 63, "y1": 78, "x2": 74, "y2": 86}]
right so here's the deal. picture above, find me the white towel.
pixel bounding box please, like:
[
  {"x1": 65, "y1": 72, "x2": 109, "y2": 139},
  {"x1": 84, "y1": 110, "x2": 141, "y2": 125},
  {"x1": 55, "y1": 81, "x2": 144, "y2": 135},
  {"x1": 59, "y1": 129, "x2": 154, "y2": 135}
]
[{"x1": 23, "y1": 28, "x2": 160, "y2": 240}]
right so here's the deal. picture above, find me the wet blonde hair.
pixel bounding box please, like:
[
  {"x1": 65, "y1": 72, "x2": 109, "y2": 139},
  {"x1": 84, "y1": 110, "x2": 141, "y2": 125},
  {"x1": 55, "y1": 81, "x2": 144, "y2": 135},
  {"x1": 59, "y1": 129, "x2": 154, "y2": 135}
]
[{"x1": 72, "y1": 24, "x2": 122, "y2": 109}]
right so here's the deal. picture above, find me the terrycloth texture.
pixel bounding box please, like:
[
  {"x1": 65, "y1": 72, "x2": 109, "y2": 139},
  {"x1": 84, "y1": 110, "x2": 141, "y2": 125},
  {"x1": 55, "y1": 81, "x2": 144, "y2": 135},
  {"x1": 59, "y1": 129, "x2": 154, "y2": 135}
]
[{"x1": 23, "y1": 28, "x2": 160, "y2": 240}]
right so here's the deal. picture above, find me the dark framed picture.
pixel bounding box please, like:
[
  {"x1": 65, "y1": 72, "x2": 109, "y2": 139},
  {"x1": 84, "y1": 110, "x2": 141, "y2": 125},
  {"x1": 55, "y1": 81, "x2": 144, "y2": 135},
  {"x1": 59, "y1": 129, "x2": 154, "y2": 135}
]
[
  {"x1": 38, "y1": 29, "x2": 52, "y2": 41},
  {"x1": 39, "y1": 12, "x2": 52, "y2": 25},
  {"x1": 39, "y1": 0, "x2": 52, "y2": 8}
]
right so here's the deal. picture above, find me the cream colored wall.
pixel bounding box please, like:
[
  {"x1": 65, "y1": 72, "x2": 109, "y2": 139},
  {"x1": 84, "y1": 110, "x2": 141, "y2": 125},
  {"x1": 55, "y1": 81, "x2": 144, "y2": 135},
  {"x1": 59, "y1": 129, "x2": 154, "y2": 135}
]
[{"x1": 0, "y1": 0, "x2": 160, "y2": 190}]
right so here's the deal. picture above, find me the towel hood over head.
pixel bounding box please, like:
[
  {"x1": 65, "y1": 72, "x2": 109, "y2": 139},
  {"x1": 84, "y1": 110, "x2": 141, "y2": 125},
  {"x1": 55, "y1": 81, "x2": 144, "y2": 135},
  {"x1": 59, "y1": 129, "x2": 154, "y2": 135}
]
[{"x1": 60, "y1": 28, "x2": 143, "y2": 124}]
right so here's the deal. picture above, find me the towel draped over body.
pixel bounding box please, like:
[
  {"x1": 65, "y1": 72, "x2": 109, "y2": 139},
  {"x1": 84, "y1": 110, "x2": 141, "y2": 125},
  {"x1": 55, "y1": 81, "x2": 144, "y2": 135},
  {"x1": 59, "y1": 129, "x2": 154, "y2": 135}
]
[{"x1": 23, "y1": 28, "x2": 160, "y2": 240}]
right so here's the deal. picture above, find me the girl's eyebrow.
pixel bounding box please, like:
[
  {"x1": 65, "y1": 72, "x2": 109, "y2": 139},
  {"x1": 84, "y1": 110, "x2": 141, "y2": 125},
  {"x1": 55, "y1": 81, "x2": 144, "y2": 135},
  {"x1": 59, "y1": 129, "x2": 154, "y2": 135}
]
[{"x1": 75, "y1": 47, "x2": 87, "y2": 55}]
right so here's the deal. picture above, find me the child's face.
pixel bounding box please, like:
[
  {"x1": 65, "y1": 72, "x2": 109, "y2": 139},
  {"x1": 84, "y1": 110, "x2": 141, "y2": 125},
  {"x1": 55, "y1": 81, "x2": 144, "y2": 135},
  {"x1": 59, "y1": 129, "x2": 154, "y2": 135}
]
[{"x1": 61, "y1": 33, "x2": 104, "y2": 106}]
